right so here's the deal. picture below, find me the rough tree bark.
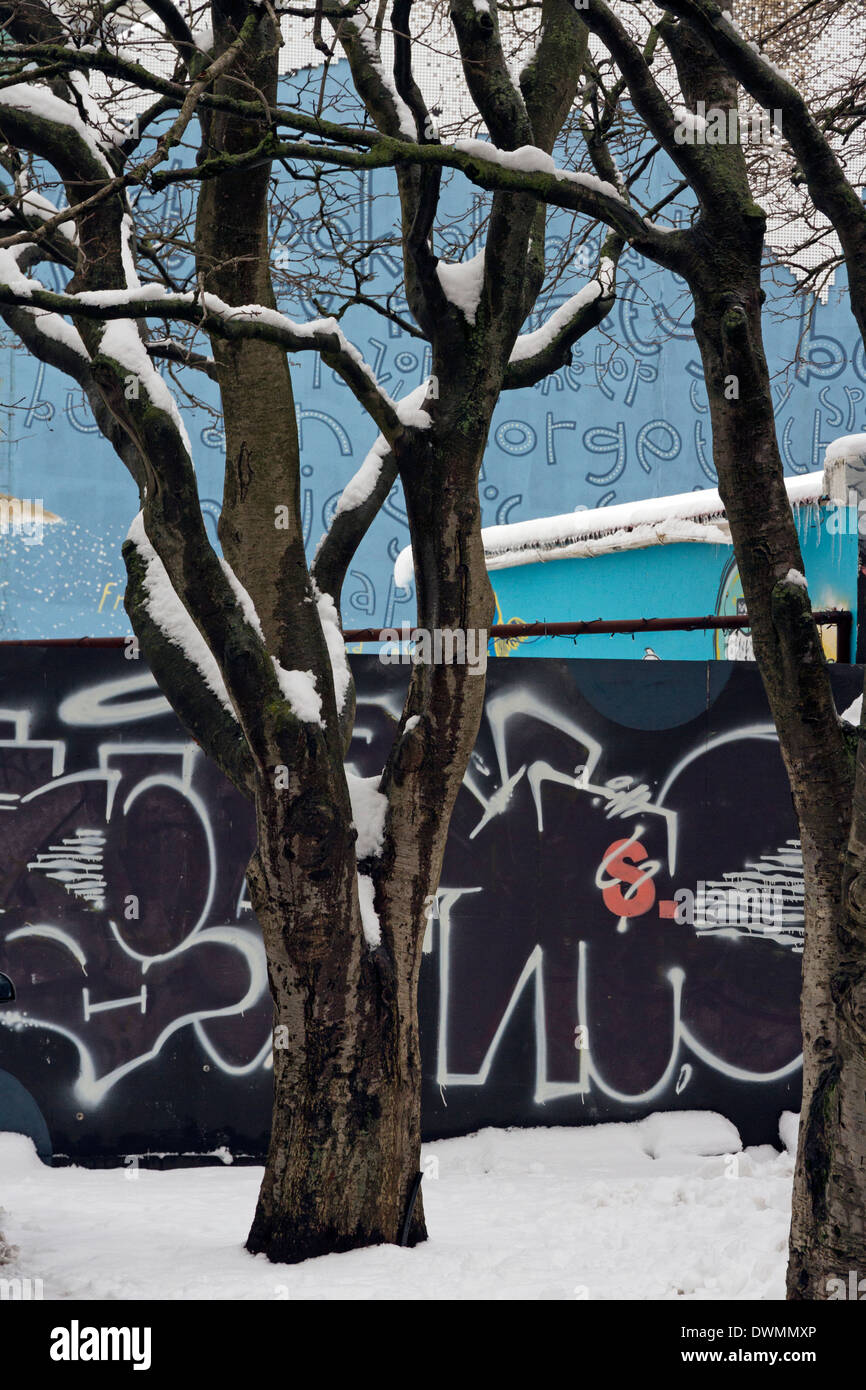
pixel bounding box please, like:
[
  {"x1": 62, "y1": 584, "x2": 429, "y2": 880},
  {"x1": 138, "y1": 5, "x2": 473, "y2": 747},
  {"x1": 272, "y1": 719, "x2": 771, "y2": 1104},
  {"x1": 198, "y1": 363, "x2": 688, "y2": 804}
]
[{"x1": 577, "y1": 0, "x2": 866, "y2": 1298}]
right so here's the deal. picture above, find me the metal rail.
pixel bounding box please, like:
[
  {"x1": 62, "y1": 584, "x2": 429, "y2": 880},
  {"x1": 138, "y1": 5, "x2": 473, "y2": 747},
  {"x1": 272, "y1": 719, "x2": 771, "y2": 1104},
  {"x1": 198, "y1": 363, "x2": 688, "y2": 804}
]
[
  {"x1": 342, "y1": 609, "x2": 854, "y2": 662},
  {"x1": 0, "y1": 608, "x2": 854, "y2": 660}
]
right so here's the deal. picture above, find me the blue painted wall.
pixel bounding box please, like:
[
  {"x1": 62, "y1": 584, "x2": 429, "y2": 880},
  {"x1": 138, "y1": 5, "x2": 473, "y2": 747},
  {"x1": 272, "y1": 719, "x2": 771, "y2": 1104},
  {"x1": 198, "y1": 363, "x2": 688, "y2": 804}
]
[
  {"x1": 0, "y1": 65, "x2": 862, "y2": 640},
  {"x1": 489, "y1": 502, "x2": 858, "y2": 661}
]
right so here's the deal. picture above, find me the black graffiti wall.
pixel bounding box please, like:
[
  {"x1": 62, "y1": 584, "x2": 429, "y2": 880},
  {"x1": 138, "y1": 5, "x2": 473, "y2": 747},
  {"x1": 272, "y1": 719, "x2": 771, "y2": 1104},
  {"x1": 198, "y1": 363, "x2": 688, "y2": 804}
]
[{"x1": 0, "y1": 649, "x2": 858, "y2": 1161}]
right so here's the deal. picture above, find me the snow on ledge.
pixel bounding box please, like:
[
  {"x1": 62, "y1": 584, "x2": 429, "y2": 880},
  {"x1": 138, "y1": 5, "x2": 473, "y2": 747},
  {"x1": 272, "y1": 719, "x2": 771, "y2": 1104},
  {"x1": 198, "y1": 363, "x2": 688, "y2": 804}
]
[
  {"x1": 824, "y1": 433, "x2": 866, "y2": 464},
  {"x1": 393, "y1": 472, "x2": 826, "y2": 586}
]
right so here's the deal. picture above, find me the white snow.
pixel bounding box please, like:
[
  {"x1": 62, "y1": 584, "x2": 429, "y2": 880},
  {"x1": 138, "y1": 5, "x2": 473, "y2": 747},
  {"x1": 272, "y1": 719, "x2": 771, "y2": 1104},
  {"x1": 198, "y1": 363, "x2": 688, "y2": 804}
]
[
  {"x1": 11, "y1": 275, "x2": 392, "y2": 417},
  {"x1": 75, "y1": 283, "x2": 167, "y2": 308},
  {"x1": 346, "y1": 770, "x2": 389, "y2": 859},
  {"x1": 330, "y1": 384, "x2": 430, "y2": 522},
  {"x1": 394, "y1": 473, "x2": 826, "y2": 584},
  {"x1": 219, "y1": 559, "x2": 265, "y2": 639},
  {"x1": 0, "y1": 248, "x2": 89, "y2": 360},
  {"x1": 783, "y1": 568, "x2": 808, "y2": 588},
  {"x1": 219, "y1": 561, "x2": 328, "y2": 726},
  {"x1": 313, "y1": 585, "x2": 352, "y2": 714},
  {"x1": 130, "y1": 523, "x2": 324, "y2": 730},
  {"x1": 76, "y1": 279, "x2": 377, "y2": 361},
  {"x1": 840, "y1": 695, "x2": 862, "y2": 726},
  {"x1": 21, "y1": 309, "x2": 88, "y2": 358},
  {"x1": 778, "y1": 1111, "x2": 800, "y2": 1156},
  {"x1": 272, "y1": 664, "x2": 323, "y2": 726},
  {"x1": 119, "y1": 212, "x2": 140, "y2": 290},
  {"x1": 99, "y1": 319, "x2": 194, "y2": 458},
  {"x1": 509, "y1": 281, "x2": 604, "y2": 363},
  {"x1": 436, "y1": 250, "x2": 486, "y2": 326},
  {"x1": 334, "y1": 434, "x2": 392, "y2": 517},
  {"x1": 745, "y1": 37, "x2": 793, "y2": 84},
  {"x1": 452, "y1": 139, "x2": 625, "y2": 205},
  {"x1": 824, "y1": 433, "x2": 866, "y2": 464},
  {"x1": 356, "y1": 872, "x2": 382, "y2": 947},
  {"x1": 0, "y1": 189, "x2": 79, "y2": 244},
  {"x1": 395, "y1": 383, "x2": 433, "y2": 431},
  {"x1": 636, "y1": 1110, "x2": 740, "y2": 1159},
  {"x1": 0, "y1": 85, "x2": 114, "y2": 177},
  {"x1": 0, "y1": 246, "x2": 39, "y2": 297},
  {"x1": 0, "y1": 1113, "x2": 796, "y2": 1300},
  {"x1": 126, "y1": 512, "x2": 234, "y2": 715},
  {"x1": 353, "y1": 9, "x2": 417, "y2": 140}
]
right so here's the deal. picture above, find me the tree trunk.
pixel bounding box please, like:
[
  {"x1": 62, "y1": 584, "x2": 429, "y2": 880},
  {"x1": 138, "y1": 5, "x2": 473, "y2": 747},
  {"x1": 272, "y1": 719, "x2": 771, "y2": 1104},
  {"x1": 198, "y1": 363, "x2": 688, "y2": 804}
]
[
  {"x1": 786, "y1": 743, "x2": 866, "y2": 1298},
  {"x1": 574, "y1": 18, "x2": 866, "y2": 1297},
  {"x1": 244, "y1": 785, "x2": 427, "y2": 1262},
  {"x1": 243, "y1": 402, "x2": 496, "y2": 1262},
  {"x1": 687, "y1": 233, "x2": 862, "y2": 1299}
]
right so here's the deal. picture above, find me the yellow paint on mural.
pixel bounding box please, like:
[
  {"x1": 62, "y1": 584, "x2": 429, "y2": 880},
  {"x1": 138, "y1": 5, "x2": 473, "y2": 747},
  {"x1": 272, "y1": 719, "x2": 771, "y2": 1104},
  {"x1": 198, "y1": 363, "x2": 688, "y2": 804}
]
[
  {"x1": 716, "y1": 558, "x2": 847, "y2": 662},
  {"x1": 492, "y1": 593, "x2": 529, "y2": 657},
  {"x1": 815, "y1": 587, "x2": 846, "y2": 661}
]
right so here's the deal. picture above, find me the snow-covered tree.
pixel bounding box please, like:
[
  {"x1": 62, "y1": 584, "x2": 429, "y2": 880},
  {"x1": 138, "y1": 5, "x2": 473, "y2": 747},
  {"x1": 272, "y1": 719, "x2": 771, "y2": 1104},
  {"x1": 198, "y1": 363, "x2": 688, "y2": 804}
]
[
  {"x1": 0, "y1": 0, "x2": 615, "y2": 1261},
  {"x1": 5, "y1": 0, "x2": 866, "y2": 1293}
]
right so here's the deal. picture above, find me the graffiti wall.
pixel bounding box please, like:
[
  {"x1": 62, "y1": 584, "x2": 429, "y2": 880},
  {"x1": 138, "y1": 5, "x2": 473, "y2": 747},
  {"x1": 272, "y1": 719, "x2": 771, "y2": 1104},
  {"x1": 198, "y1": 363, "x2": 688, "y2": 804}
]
[{"x1": 0, "y1": 648, "x2": 860, "y2": 1161}]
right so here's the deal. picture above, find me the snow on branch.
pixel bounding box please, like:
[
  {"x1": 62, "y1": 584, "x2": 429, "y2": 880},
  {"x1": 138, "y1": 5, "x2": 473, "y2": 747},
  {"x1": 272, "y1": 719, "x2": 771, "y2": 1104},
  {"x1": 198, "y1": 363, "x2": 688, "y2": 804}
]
[
  {"x1": 452, "y1": 138, "x2": 619, "y2": 190},
  {"x1": 0, "y1": 187, "x2": 79, "y2": 246},
  {"x1": 509, "y1": 277, "x2": 606, "y2": 364},
  {"x1": 127, "y1": 510, "x2": 235, "y2": 716},
  {"x1": 220, "y1": 554, "x2": 326, "y2": 728},
  {"x1": 148, "y1": 129, "x2": 672, "y2": 259},
  {"x1": 313, "y1": 584, "x2": 352, "y2": 717},
  {"x1": 356, "y1": 872, "x2": 382, "y2": 948},
  {"x1": 436, "y1": 250, "x2": 485, "y2": 326},
  {"x1": 660, "y1": 0, "x2": 801, "y2": 100},
  {"x1": 129, "y1": 508, "x2": 327, "y2": 735},
  {"x1": 327, "y1": 382, "x2": 431, "y2": 524},
  {"x1": 347, "y1": 771, "x2": 389, "y2": 860},
  {"x1": 312, "y1": 382, "x2": 432, "y2": 615},
  {"x1": 333, "y1": 433, "x2": 394, "y2": 521},
  {"x1": 348, "y1": 5, "x2": 417, "y2": 140},
  {"x1": 504, "y1": 242, "x2": 620, "y2": 389},
  {"x1": 0, "y1": 83, "x2": 115, "y2": 177},
  {"x1": 100, "y1": 317, "x2": 196, "y2": 457},
  {"x1": 0, "y1": 247, "x2": 89, "y2": 362},
  {"x1": 0, "y1": 274, "x2": 410, "y2": 438}
]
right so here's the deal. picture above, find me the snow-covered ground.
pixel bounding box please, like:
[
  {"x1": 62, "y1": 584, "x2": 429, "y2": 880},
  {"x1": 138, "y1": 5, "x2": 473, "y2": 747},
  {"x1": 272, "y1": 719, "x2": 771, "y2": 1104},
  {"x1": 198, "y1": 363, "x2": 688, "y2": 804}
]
[{"x1": 0, "y1": 1111, "x2": 796, "y2": 1301}]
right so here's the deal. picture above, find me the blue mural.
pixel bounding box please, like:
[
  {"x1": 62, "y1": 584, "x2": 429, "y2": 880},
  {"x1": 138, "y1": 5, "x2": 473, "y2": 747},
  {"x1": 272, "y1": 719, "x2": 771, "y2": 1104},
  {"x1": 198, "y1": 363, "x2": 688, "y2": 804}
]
[
  {"x1": 0, "y1": 64, "x2": 862, "y2": 641},
  {"x1": 489, "y1": 502, "x2": 857, "y2": 663}
]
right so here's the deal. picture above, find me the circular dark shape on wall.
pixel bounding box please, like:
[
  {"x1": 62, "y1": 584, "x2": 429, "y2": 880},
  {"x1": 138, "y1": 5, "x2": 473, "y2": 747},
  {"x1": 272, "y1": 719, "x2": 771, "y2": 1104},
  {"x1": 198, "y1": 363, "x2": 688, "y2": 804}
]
[
  {"x1": 0, "y1": 1069, "x2": 52, "y2": 1160},
  {"x1": 571, "y1": 659, "x2": 733, "y2": 730}
]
